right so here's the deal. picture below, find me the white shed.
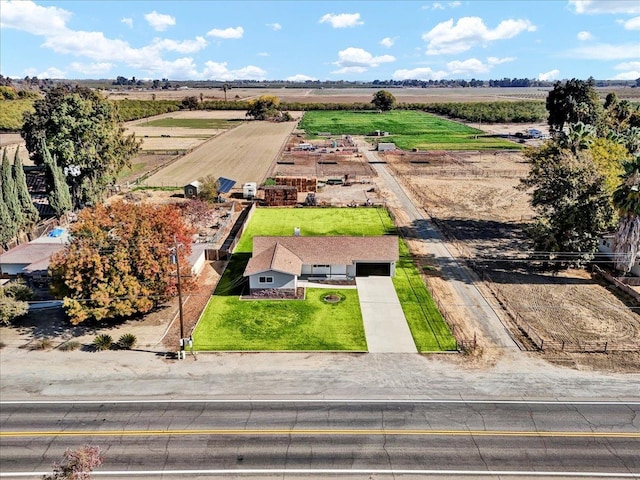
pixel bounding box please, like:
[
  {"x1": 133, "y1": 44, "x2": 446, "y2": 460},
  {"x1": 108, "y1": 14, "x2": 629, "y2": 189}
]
[
  {"x1": 243, "y1": 182, "x2": 257, "y2": 199},
  {"x1": 377, "y1": 143, "x2": 396, "y2": 152}
]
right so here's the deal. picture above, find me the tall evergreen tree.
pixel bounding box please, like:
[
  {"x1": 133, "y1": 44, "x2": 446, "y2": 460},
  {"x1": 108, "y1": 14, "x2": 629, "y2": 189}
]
[
  {"x1": 1, "y1": 148, "x2": 24, "y2": 229},
  {"x1": 0, "y1": 190, "x2": 16, "y2": 245},
  {"x1": 41, "y1": 141, "x2": 72, "y2": 218},
  {"x1": 11, "y1": 147, "x2": 39, "y2": 226}
]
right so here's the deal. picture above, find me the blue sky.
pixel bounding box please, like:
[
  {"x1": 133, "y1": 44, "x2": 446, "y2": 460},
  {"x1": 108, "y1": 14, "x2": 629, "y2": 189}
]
[{"x1": 1, "y1": 0, "x2": 638, "y2": 82}]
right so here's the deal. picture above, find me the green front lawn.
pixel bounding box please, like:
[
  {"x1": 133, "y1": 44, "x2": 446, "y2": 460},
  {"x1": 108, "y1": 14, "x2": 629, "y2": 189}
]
[
  {"x1": 299, "y1": 110, "x2": 519, "y2": 151},
  {"x1": 192, "y1": 288, "x2": 366, "y2": 351}
]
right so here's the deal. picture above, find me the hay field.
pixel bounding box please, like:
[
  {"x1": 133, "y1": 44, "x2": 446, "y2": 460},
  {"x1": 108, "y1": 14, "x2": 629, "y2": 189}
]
[{"x1": 144, "y1": 120, "x2": 297, "y2": 187}]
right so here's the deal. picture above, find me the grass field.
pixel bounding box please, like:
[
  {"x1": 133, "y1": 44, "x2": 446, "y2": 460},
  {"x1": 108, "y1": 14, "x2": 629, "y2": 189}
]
[
  {"x1": 192, "y1": 288, "x2": 366, "y2": 351},
  {"x1": 194, "y1": 206, "x2": 455, "y2": 352},
  {"x1": 140, "y1": 118, "x2": 240, "y2": 129},
  {"x1": 0, "y1": 99, "x2": 34, "y2": 131},
  {"x1": 299, "y1": 110, "x2": 519, "y2": 151},
  {"x1": 234, "y1": 207, "x2": 396, "y2": 253}
]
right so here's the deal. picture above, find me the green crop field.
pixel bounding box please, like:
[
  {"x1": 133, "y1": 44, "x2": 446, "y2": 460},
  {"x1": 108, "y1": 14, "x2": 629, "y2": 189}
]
[
  {"x1": 299, "y1": 110, "x2": 519, "y2": 151},
  {"x1": 194, "y1": 206, "x2": 456, "y2": 352},
  {"x1": 140, "y1": 117, "x2": 240, "y2": 129}
]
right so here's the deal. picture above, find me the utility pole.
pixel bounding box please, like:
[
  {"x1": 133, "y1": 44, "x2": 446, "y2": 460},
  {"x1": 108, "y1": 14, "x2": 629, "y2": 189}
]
[{"x1": 172, "y1": 235, "x2": 185, "y2": 356}]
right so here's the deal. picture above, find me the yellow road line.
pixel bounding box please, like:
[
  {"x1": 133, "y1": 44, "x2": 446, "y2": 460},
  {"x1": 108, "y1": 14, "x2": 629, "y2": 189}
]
[{"x1": 2, "y1": 429, "x2": 639, "y2": 438}]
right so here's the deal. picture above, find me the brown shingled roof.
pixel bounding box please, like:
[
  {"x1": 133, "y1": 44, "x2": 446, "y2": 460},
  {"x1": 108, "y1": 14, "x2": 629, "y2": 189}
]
[
  {"x1": 244, "y1": 242, "x2": 303, "y2": 276},
  {"x1": 243, "y1": 236, "x2": 398, "y2": 277}
]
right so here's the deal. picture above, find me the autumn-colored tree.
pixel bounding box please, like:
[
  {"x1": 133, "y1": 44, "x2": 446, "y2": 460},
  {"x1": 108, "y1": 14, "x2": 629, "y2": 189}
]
[
  {"x1": 197, "y1": 174, "x2": 220, "y2": 202},
  {"x1": 50, "y1": 201, "x2": 194, "y2": 324},
  {"x1": 43, "y1": 445, "x2": 104, "y2": 480}
]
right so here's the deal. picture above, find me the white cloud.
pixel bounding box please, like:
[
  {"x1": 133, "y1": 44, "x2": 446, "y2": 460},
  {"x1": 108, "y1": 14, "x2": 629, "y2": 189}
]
[
  {"x1": 613, "y1": 60, "x2": 640, "y2": 78},
  {"x1": 332, "y1": 47, "x2": 395, "y2": 74},
  {"x1": 577, "y1": 31, "x2": 593, "y2": 40},
  {"x1": 121, "y1": 17, "x2": 133, "y2": 29},
  {"x1": 266, "y1": 22, "x2": 282, "y2": 31},
  {"x1": 206, "y1": 26, "x2": 244, "y2": 39},
  {"x1": 152, "y1": 37, "x2": 207, "y2": 54},
  {"x1": 422, "y1": 17, "x2": 536, "y2": 55},
  {"x1": 319, "y1": 13, "x2": 364, "y2": 28},
  {"x1": 286, "y1": 74, "x2": 317, "y2": 82},
  {"x1": 568, "y1": 0, "x2": 640, "y2": 14},
  {"x1": 25, "y1": 66, "x2": 66, "y2": 78},
  {"x1": 0, "y1": 0, "x2": 70, "y2": 35},
  {"x1": 422, "y1": 1, "x2": 460, "y2": 10},
  {"x1": 257, "y1": 52, "x2": 270, "y2": 57},
  {"x1": 446, "y1": 56, "x2": 515, "y2": 75},
  {"x1": 566, "y1": 42, "x2": 640, "y2": 59},
  {"x1": 69, "y1": 62, "x2": 113, "y2": 75},
  {"x1": 380, "y1": 37, "x2": 395, "y2": 48},
  {"x1": 392, "y1": 67, "x2": 448, "y2": 80},
  {"x1": 538, "y1": 69, "x2": 560, "y2": 81},
  {"x1": 622, "y1": 16, "x2": 640, "y2": 29},
  {"x1": 202, "y1": 61, "x2": 267, "y2": 80},
  {"x1": 144, "y1": 11, "x2": 175, "y2": 32}
]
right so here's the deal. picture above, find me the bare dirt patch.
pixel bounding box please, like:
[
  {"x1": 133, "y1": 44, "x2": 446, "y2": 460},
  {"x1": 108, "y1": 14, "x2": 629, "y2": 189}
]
[
  {"x1": 387, "y1": 146, "x2": 640, "y2": 371},
  {"x1": 145, "y1": 119, "x2": 299, "y2": 187}
]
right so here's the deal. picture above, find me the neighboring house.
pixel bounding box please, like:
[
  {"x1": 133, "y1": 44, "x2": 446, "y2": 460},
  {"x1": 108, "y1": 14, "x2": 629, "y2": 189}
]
[
  {"x1": 0, "y1": 227, "x2": 69, "y2": 286},
  {"x1": 243, "y1": 235, "x2": 399, "y2": 294},
  {"x1": 598, "y1": 234, "x2": 640, "y2": 276}
]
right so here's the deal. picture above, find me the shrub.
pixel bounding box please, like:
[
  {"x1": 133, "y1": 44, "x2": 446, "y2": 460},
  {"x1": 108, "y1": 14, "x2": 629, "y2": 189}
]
[
  {"x1": 58, "y1": 341, "x2": 81, "y2": 351},
  {"x1": 30, "y1": 338, "x2": 53, "y2": 350},
  {"x1": 117, "y1": 333, "x2": 137, "y2": 350},
  {"x1": 92, "y1": 334, "x2": 113, "y2": 351}
]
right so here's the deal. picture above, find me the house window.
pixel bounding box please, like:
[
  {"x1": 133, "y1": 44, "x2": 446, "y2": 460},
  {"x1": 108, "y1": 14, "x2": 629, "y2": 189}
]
[{"x1": 259, "y1": 276, "x2": 274, "y2": 284}]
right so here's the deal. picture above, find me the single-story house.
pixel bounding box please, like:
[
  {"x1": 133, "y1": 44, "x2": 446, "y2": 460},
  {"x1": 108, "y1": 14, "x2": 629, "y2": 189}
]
[
  {"x1": 598, "y1": 234, "x2": 640, "y2": 276},
  {"x1": 0, "y1": 228, "x2": 69, "y2": 285},
  {"x1": 243, "y1": 235, "x2": 399, "y2": 294}
]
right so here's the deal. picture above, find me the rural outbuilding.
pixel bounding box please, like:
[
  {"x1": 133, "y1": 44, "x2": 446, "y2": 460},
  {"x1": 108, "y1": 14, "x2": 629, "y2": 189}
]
[
  {"x1": 377, "y1": 142, "x2": 396, "y2": 152},
  {"x1": 184, "y1": 181, "x2": 202, "y2": 199},
  {"x1": 243, "y1": 235, "x2": 399, "y2": 294}
]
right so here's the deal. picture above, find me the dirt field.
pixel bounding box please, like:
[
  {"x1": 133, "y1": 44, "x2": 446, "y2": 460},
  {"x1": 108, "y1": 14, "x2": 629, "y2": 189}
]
[
  {"x1": 386, "y1": 143, "x2": 640, "y2": 370},
  {"x1": 144, "y1": 118, "x2": 299, "y2": 187},
  {"x1": 110, "y1": 86, "x2": 640, "y2": 104}
]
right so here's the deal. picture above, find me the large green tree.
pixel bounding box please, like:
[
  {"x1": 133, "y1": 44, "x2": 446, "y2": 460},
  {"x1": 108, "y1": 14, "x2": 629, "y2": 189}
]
[
  {"x1": 521, "y1": 143, "x2": 614, "y2": 267},
  {"x1": 21, "y1": 85, "x2": 140, "y2": 209},
  {"x1": 246, "y1": 95, "x2": 282, "y2": 120},
  {"x1": 546, "y1": 78, "x2": 602, "y2": 133},
  {"x1": 612, "y1": 157, "x2": 640, "y2": 273},
  {"x1": 11, "y1": 147, "x2": 39, "y2": 226},
  {"x1": 1, "y1": 148, "x2": 24, "y2": 229},
  {"x1": 371, "y1": 90, "x2": 396, "y2": 111},
  {"x1": 50, "y1": 201, "x2": 194, "y2": 324}
]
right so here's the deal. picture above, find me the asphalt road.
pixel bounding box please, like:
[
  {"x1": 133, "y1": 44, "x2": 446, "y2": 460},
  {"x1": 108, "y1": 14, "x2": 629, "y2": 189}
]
[{"x1": 1, "y1": 400, "x2": 638, "y2": 478}]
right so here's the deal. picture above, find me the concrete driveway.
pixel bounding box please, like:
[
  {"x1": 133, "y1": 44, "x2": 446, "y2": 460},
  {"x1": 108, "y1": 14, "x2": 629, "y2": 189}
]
[{"x1": 356, "y1": 276, "x2": 417, "y2": 353}]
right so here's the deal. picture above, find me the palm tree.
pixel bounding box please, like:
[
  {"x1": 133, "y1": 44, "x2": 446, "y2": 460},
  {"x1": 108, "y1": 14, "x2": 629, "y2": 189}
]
[{"x1": 612, "y1": 156, "x2": 640, "y2": 273}]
